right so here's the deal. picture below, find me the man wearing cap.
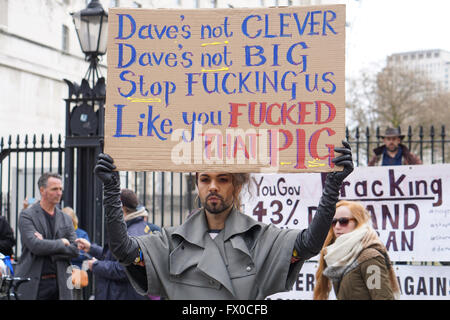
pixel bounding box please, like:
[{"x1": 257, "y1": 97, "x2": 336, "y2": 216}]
[{"x1": 368, "y1": 127, "x2": 422, "y2": 166}]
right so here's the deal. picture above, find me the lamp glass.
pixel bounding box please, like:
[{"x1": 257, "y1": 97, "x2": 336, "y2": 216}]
[{"x1": 73, "y1": 12, "x2": 108, "y2": 55}]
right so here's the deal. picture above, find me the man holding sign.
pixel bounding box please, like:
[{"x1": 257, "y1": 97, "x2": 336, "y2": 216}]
[{"x1": 93, "y1": 140, "x2": 353, "y2": 300}]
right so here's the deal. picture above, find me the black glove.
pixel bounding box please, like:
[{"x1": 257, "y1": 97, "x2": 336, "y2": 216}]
[
  {"x1": 94, "y1": 153, "x2": 121, "y2": 208},
  {"x1": 94, "y1": 153, "x2": 120, "y2": 187},
  {"x1": 294, "y1": 141, "x2": 354, "y2": 260},
  {"x1": 327, "y1": 140, "x2": 354, "y2": 186},
  {"x1": 94, "y1": 153, "x2": 139, "y2": 264}
]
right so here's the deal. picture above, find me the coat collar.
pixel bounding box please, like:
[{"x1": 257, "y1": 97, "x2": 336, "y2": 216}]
[
  {"x1": 172, "y1": 207, "x2": 261, "y2": 247},
  {"x1": 170, "y1": 207, "x2": 261, "y2": 297}
]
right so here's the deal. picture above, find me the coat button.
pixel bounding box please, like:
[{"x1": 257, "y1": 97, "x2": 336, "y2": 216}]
[{"x1": 246, "y1": 265, "x2": 252, "y2": 272}]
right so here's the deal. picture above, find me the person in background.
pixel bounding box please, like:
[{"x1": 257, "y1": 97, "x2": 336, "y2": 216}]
[
  {"x1": 75, "y1": 189, "x2": 161, "y2": 300},
  {"x1": 62, "y1": 207, "x2": 90, "y2": 300},
  {"x1": 313, "y1": 200, "x2": 400, "y2": 300},
  {"x1": 61, "y1": 207, "x2": 90, "y2": 269},
  {"x1": 15, "y1": 172, "x2": 79, "y2": 300},
  {"x1": 0, "y1": 215, "x2": 15, "y2": 258},
  {"x1": 22, "y1": 197, "x2": 37, "y2": 211},
  {"x1": 368, "y1": 127, "x2": 422, "y2": 166}
]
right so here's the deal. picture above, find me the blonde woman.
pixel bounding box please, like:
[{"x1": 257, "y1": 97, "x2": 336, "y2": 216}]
[{"x1": 313, "y1": 200, "x2": 401, "y2": 300}]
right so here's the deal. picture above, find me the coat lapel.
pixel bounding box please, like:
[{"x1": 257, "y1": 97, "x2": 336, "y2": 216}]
[
  {"x1": 196, "y1": 233, "x2": 236, "y2": 297},
  {"x1": 54, "y1": 210, "x2": 64, "y2": 239},
  {"x1": 171, "y1": 208, "x2": 236, "y2": 296},
  {"x1": 33, "y1": 203, "x2": 51, "y2": 239}
]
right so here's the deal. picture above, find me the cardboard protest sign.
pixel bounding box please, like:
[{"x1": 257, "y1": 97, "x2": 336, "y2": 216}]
[
  {"x1": 241, "y1": 164, "x2": 450, "y2": 262},
  {"x1": 267, "y1": 262, "x2": 450, "y2": 300},
  {"x1": 105, "y1": 5, "x2": 346, "y2": 172}
]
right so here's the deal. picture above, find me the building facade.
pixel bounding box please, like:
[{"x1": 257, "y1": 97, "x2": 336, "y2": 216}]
[
  {"x1": 0, "y1": 0, "x2": 338, "y2": 139},
  {"x1": 387, "y1": 49, "x2": 450, "y2": 92}
]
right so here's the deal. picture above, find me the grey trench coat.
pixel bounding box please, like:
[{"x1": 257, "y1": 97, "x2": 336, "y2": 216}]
[
  {"x1": 125, "y1": 208, "x2": 304, "y2": 299},
  {"x1": 15, "y1": 202, "x2": 79, "y2": 300}
]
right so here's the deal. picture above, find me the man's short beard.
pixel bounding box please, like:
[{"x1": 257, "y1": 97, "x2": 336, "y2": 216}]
[
  {"x1": 202, "y1": 194, "x2": 233, "y2": 214},
  {"x1": 387, "y1": 145, "x2": 398, "y2": 153}
]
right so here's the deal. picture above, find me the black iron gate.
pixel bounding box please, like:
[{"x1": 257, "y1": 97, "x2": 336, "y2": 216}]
[{"x1": 1, "y1": 125, "x2": 448, "y2": 260}]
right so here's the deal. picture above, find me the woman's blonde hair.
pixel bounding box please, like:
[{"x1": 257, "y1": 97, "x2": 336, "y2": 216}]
[
  {"x1": 313, "y1": 200, "x2": 371, "y2": 300},
  {"x1": 62, "y1": 206, "x2": 78, "y2": 230}
]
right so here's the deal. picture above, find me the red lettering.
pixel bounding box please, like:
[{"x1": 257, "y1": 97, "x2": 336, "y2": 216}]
[
  {"x1": 315, "y1": 101, "x2": 336, "y2": 124},
  {"x1": 294, "y1": 128, "x2": 307, "y2": 169},
  {"x1": 298, "y1": 102, "x2": 314, "y2": 124},
  {"x1": 228, "y1": 102, "x2": 246, "y2": 127},
  {"x1": 266, "y1": 103, "x2": 282, "y2": 125},
  {"x1": 248, "y1": 102, "x2": 266, "y2": 127},
  {"x1": 309, "y1": 128, "x2": 336, "y2": 167},
  {"x1": 281, "y1": 103, "x2": 299, "y2": 125},
  {"x1": 279, "y1": 129, "x2": 293, "y2": 151},
  {"x1": 233, "y1": 135, "x2": 250, "y2": 159}
]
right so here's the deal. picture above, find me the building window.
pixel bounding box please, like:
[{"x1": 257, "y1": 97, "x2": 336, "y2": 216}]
[
  {"x1": 426, "y1": 52, "x2": 431, "y2": 58},
  {"x1": 435, "y1": 52, "x2": 440, "y2": 58},
  {"x1": 0, "y1": 0, "x2": 8, "y2": 27},
  {"x1": 62, "y1": 24, "x2": 69, "y2": 52},
  {"x1": 109, "y1": 0, "x2": 119, "y2": 7},
  {"x1": 403, "y1": 55, "x2": 408, "y2": 60}
]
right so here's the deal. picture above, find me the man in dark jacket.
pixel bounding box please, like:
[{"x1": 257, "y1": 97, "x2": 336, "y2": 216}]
[
  {"x1": 76, "y1": 189, "x2": 160, "y2": 300},
  {"x1": 368, "y1": 127, "x2": 422, "y2": 166},
  {"x1": 15, "y1": 172, "x2": 79, "y2": 300},
  {"x1": 0, "y1": 216, "x2": 15, "y2": 257}
]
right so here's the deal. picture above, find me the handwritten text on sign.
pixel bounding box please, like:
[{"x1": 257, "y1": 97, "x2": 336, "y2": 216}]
[
  {"x1": 105, "y1": 6, "x2": 346, "y2": 172},
  {"x1": 241, "y1": 164, "x2": 450, "y2": 262}
]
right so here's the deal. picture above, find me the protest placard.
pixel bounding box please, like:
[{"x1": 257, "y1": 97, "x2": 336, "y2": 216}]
[
  {"x1": 266, "y1": 262, "x2": 450, "y2": 300},
  {"x1": 104, "y1": 5, "x2": 346, "y2": 172},
  {"x1": 241, "y1": 164, "x2": 450, "y2": 262}
]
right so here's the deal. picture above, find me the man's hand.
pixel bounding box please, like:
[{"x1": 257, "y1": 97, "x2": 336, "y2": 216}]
[
  {"x1": 94, "y1": 153, "x2": 119, "y2": 186},
  {"x1": 61, "y1": 238, "x2": 70, "y2": 246},
  {"x1": 75, "y1": 238, "x2": 91, "y2": 252},
  {"x1": 34, "y1": 231, "x2": 43, "y2": 240},
  {"x1": 329, "y1": 140, "x2": 354, "y2": 184},
  {"x1": 23, "y1": 197, "x2": 30, "y2": 210},
  {"x1": 87, "y1": 258, "x2": 97, "y2": 271}
]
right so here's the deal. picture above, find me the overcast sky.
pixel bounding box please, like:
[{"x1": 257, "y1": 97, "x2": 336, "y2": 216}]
[{"x1": 344, "y1": 0, "x2": 450, "y2": 77}]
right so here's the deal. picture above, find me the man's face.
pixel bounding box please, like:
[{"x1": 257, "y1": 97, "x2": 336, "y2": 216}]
[
  {"x1": 40, "y1": 177, "x2": 63, "y2": 205},
  {"x1": 197, "y1": 172, "x2": 234, "y2": 214},
  {"x1": 383, "y1": 136, "x2": 401, "y2": 153}
]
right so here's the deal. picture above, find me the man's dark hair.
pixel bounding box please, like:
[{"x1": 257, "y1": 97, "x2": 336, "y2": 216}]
[
  {"x1": 120, "y1": 189, "x2": 139, "y2": 212},
  {"x1": 38, "y1": 172, "x2": 62, "y2": 190}
]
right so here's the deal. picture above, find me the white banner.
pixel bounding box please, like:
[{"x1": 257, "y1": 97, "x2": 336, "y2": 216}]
[
  {"x1": 241, "y1": 164, "x2": 450, "y2": 261},
  {"x1": 266, "y1": 262, "x2": 450, "y2": 300}
]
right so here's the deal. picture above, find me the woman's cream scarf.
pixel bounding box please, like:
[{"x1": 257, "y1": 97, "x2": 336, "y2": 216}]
[
  {"x1": 124, "y1": 207, "x2": 149, "y2": 222},
  {"x1": 323, "y1": 223, "x2": 401, "y2": 299}
]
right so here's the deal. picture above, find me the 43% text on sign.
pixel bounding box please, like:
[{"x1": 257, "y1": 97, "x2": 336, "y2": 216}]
[{"x1": 252, "y1": 199, "x2": 300, "y2": 227}]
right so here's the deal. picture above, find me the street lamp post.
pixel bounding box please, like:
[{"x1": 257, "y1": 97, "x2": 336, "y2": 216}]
[
  {"x1": 71, "y1": 0, "x2": 108, "y2": 89},
  {"x1": 64, "y1": 0, "x2": 108, "y2": 252}
]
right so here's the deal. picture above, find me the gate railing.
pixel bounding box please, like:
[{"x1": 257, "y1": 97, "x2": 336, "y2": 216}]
[
  {"x1": 346, "y1": 125, "x2": 449, "y2": 166},
  {"x1": 1, "y1": 125, "x2": 449, "y2": 259}
]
